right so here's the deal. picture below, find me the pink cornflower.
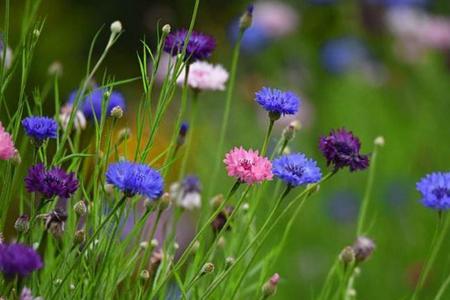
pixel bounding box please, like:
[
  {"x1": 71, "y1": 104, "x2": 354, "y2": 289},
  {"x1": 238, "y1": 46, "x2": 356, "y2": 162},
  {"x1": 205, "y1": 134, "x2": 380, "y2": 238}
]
[
  {"x1": 224, "y1": 147, "x2": 273, "y2": 185},
  {"x1": 0, "y1": 121, "x2": 17, "y2": 160},
  {"x1": 177, "y1": 61, "x2": 229, "y2": 91}
]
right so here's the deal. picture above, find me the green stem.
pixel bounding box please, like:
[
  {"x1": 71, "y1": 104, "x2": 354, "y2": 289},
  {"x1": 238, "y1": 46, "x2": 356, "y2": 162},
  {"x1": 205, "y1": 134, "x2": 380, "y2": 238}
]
[
  {"x1": 434, "y1": 270, "x2": 450, "y2": 300},
  {"x1": 261, "y1": 119, "x2": 275, "y2": 156},
  {"x1": 356, "y1": 143, "x2": 380, "y2": 236},
  {"x1": 206, "y1": 30, "x2": 244, "y2": 198}
]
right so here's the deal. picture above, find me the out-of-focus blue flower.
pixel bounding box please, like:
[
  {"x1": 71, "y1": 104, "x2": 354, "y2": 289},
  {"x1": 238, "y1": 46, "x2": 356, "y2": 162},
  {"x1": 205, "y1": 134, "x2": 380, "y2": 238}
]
[
  {"x1": 319, "y1": 128, "x2": 369, "y2": 172},
  {"x1": 24, "y1": 163, "x2": 78, "y2": 199},
  {"x1": 272, "y1": 153, "x2": 322, "y2": 187},
  {"x1": 164, "y1": 29, "x2": 216, "y2": 62},
  {"x1": 68, "y1": 88, "x2": 126, "y2": 120},
  {"x1": 365, "y1": 0, "x2": 427, "y2": 8},
  {"x1": 170, "y1": 175, "x2": 202, "y2": 210},
  {"x1": 229, "y1": 20, "x2": 270, "y2": 52},
  {"x1": 326, "y1": 190, "x2": 359, "y2": 223},
  {"x1": 0, "y1": 243, "x2": 43, "y2": 278},
  {"x1": 255, "y1": 87, "x2": 300, "y2": 117},
  {"x1": 320, "y1": 38, "x2": 369, "y2": 74},
  {"x1": 22, "y1": 116, "x2": 58, "y2": 142},
  {"x1": 416, "y1": 172, "x2": 450, "y2": 211},
  {"x1": 106, "y1": 160, "x2": 164, "y2": 199}
]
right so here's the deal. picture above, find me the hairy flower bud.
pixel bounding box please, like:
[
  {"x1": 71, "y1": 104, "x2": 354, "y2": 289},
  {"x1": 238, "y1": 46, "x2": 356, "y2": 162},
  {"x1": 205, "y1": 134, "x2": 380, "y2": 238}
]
[
  {"x1": 162, "y1": 24, "x2": 171, "y2": 34},
  {"x1": 225, "y1": 256, "x2": 235, "y2": 269},
  {"x1": 74, "y1": 229, "x2": 86, "y2": 244},
  {"x1": 117, "y1": 127, "x2": 131, "y2": 144},
  {"x1": 158, "y1": 192, "x2": 171, "y2": 211},
  {"x1": 352, "y1": 236, "x2": 375, "y2": 263},
  {"x1": 339, "y1": 246, "x2": 355, "y2": 266},
  {"x1": 282, "y1": 120, "x2": 301, "y2": 142},
  {"x1": 14, "y1": 215, "x2": 30, "y2": 233},
  {"x1": 73, "y1": 200, "x2": 88, "y2": 216},
  {"x1": 262, "y1": 273, "x2": 280, "y2": 298},
  {"x1": 374, "y1": 136, "x2": 385, "y2": 147},
  {"x1": 239, "y1": 5, "x2": 254, "y2": 31},
  {"x1": 110, "y1": 106, "x2": 124, "y2": 119},
  {"x1": 201, "y1": 262, "x2": 215, "y2": 275}
]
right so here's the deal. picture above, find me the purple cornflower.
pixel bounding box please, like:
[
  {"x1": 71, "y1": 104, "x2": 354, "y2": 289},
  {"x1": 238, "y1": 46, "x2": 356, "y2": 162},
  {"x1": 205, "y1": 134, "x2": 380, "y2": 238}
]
[
  {"x1": 164, "y1": 29, "x2": 216, "y2": 62},
  {"x1": 255, "y1": 87, "x2": 300, "y2": 119},
  {"x1": 106, "y1": 160, "x2": 164, "y2": 199},
  {"x1": 68, "y1": 88, "x2": 126, "y2": 120},
  {"x1": 0, "y1": 243, "x2": 43, "y2": 278},
  {"x1": 272, "y1": 153, "x2": 322, "y2": 187},
  {"x1": 24, "y1": 164, "x2": 78, "y2": 199},
  {"x1": 22, "y1": 116, "x2": 58, "y2": 143},
  {"x1": 319, "y1": 128, "x2": 369, "y2": 172},
  {"x1": 416, "y1": 172, "x2": 450, "y2": 211}
]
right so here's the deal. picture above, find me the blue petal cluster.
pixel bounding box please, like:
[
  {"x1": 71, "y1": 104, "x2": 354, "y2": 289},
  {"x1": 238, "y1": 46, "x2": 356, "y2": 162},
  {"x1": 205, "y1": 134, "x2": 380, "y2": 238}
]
[
  {"x1": 272, "y1": 153, "x2": 322, "y2": 187},
  {"x1": 68, "y1": 88, "x2": 126, "y2": 120},
  {"x1": 164, "y1": 29, "x2": 216, "y2": 62},
  {"x1": 106, "y1": 160, "x2": 164, "y2": 199},
  {"x1": 0, "y1": 243, "x2": 43, "y2": 278},
  {"x1": 255, "y1": 87, "x2": 300, "y2": 116},
  {"x1": 22, "y1": 116, "x2": 58, "y2": 141},
  {"x1": 416, "y1": 172, "x2": 450, "y2": 211}
]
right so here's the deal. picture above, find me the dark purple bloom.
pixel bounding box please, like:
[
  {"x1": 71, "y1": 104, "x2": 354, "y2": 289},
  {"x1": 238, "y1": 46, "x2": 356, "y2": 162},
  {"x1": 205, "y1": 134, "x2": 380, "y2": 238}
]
[
  {"x1": 25, "y1": 164, "x2": 79, "y2": 199},
  {"x1": 106, "y1": 160, "x2": 164, "y2": 199},
  {"x1": 22, "y1": 116, "x2": 58, "y2": 142},
  {"x1": 319, "y1": 128, "x2": 369, "y2": 172},
  {"x1": 0, "y1": 243, "x2": 43, "y2": 278},
  {"x1": 164, "y1": 29, "x2": 216, "y2": 62},
  {"x1": 416, "y1": 172, "x2": 450, "y2": 211},
  {"x1": 255, "y1": 87, "x2": 300, "y2": 118},
  {"x1": 68, "y1": 88, "x2": 126, "y2": 120},
  {"x1": 272, "y1": 153, "x2": 322, "y2": 187}
]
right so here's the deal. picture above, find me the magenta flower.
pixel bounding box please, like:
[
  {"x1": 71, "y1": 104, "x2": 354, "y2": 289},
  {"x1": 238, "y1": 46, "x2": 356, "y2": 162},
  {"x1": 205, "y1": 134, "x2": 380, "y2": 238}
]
[
  {"x1": 224, "y1": 147, "x2": 273, "y2": 185},
  {"x1": 0, "y1": 121, "x2": 17, "y2": 160}
]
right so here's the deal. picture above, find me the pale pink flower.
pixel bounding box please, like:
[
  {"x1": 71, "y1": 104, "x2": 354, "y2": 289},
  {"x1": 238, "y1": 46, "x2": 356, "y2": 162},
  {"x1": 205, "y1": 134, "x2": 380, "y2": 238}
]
[
  {"x1": 224, "y1": 147, "x2": 273, "y2": 185},
  {"x1": 59, "y1": 104, "x2": 87, "y2": 131},
  {"x1": 0, "y1": 121, "x2": 17, "y2": 160},
  {"x1": 254, "y1": 1, "x2": 299, "y2": 38},
  {"x1": 177, "y1": 61, "x2": 229, "y2": 91}
]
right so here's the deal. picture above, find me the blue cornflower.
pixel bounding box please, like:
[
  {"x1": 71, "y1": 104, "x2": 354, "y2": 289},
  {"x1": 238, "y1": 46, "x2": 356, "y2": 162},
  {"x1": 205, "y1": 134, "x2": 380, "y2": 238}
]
[
  {"x1": 320, "y1": 38, "x2": 368, "y2": 74},
  {"x1": 22, "y1": 116, "x2": 58, "y2": 143},
  {"x1": 68, "y1": 88, "x2": 126, "y2": 120},
  {"x1": 164, "y1": 29, "x2": 216, "y2": 62},
  {"x1": 272, "y1": 153, "x2": 322, "y2": 187},
  {"x1": 255, "y1": 87, "x2": 300, "y2": 119},
  {"x1": 106, "y1": 160, "x2": 164, "y2": 199},
  {"x1": 416, "y1": 172, "x2": 450, "y2": 211}
]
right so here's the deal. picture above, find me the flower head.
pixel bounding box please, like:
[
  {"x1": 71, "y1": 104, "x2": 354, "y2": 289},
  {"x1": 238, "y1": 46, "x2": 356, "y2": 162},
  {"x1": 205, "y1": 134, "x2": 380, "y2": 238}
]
[
  {"x1": 164, "y1": 29, "x2": 216, "y2": 62},
  {"x1": 416, "y1": 172, "x2": 450, "y2": 211},
  {"x1": 0, "y1": 121, "x2": 17, "y2": 160},
  {"x1": 20, "y1": 287, "x2": 42, "y2": 300},
  {"x1": 22, "y1": 116, "x2": 58, "y2": 143},
  {"x1": 59, "y1": 104, "x2": 87, "y2": 131},
  {"x1": 224, "y1": 147, "x2": 273, "y2": 185},
  {"x1": 106, "y1": 160, "x2": 164, "y2": 199},
  {"x1": 24, "y1": 164, "x2": 78, "y2": 199},
  {"x1": 68, "y1": 88, "x2": 126, "y2": 120},
  {"x1": 352, "y1": 236, "x2": 375, "y2": 263},
  {"x1": 255, "y1": 87, "x2": 300, "y2": 118},
  {"x1": 319, "y1": 128, "x2": 369, "y2": 172},
  {"x1": 272, "y1": 153, "x2": 322, "y2": 187},
  {"x1": 170, "y1": 175, "x2": 202, "y2": 210},
  {"x1": 177, "y1": 61, "x2": 229, "y2": 91},
  {"x1": 0, "y1": 243, "x2": 43, "y2": 278}
]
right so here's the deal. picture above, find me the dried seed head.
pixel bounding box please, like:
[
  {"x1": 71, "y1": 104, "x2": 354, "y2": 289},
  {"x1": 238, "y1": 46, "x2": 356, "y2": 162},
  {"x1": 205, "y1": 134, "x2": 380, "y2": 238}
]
[{"x1": 73, "y1": 200, "x2": 88, "y2": 217}]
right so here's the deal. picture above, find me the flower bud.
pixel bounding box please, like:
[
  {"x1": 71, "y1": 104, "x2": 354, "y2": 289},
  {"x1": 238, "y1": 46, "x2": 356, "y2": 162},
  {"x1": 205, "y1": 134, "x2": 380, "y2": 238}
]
[
  {"x1": 117, "y1": 127, "x2": 131, "y2": 144},
  {"x1": 210, "y1": 194, "x2": 224, "y2": 209},
  {"x1": 177, "y1": 122, "x2": 189, "y2": 146},
  {"x1": 158, "y1": 192, "x2": 171, "y2": 211},
  {"x1": 339, "y1": 246, "x2": 355, "y2": 266},
  {"x1": 110, "y1": 21, "x2": 122, "y2": 34},
  {"x1": 33, "y1": 29, "x2": 40, "y2": 38},
  {"x1": 374, "y1": 136, "x2": 385, "y2": 147},
  {"x1": 239, "y1": 5, "x2": 254, "y2": 31},
  {"x1": 12, "y1": 151, "x2": 21, "y2": 165},
  {"x1": 140, "y1": 269, "x2": 150, "y2": 281},
  {"x1": 282, "y1": 121, "x2": 300, "y2": 142},
  {"x1": 73, "y1": 200, "x2": 88, "y2": 217},
  {"x1": 225, "y1": 256, "x2": 235, "y2": 269},
  {"x1": 191, "y1": 240, "x2": 200, "y2": 253},
  {"x1": 162, "y1": 24, "x2": 171, "y2": 34},
  {"x1": 48, "y1": 61, "x2": 63, "y2": 77},
  {"x1": 140, "y1": 241, "x2": 149, "y2": 249},
  {"x1": 217, "y1": 236, "x2": 226, "y2": 248},
  {"x1": 14, "y1": 215, "x2": 30, "y2": 233},
  {"x1": 74, "y1": 229, "x2": 86, "y2": 244},
  {"x1": 242, "y1": 202, "x2": 250, "y2": 213},
  {"x1": 352, "y1": 236, "x2": 375, "y2": 263},
  {"x1": 262, "y1": 273, "x2": 280, "y2": 298},
  {"x1": 200, "y1": 262, "x2": 215, "y2": 275},
  {"x1": 150, "y1": 239, "x2": 159, "y2": 248},
  {"x1": 110, "y1": 106, "x2": 123, "y2": 119}
]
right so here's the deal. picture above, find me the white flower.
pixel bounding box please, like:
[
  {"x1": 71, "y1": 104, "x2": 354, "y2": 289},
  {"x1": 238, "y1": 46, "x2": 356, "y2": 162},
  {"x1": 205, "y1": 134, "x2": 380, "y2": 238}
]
[
  {"x1": 170, "y1": 176, "x2": 202, "y2": 210},
  {"x1": 1, "y1": 46, "x2": 13, "y2": 69},
  {"x1": 59, "y1": 104, "x2": 87, "y2": 131},
  {"x1": 177, "y1": 61, "x2": 229, "y2": 91}
]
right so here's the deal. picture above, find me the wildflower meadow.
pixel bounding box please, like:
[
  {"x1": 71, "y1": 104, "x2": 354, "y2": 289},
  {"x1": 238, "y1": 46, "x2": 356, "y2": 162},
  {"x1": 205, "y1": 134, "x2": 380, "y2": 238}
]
[{"x1": 0, "y1": 0, "x2": 450, "y2": 299}]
